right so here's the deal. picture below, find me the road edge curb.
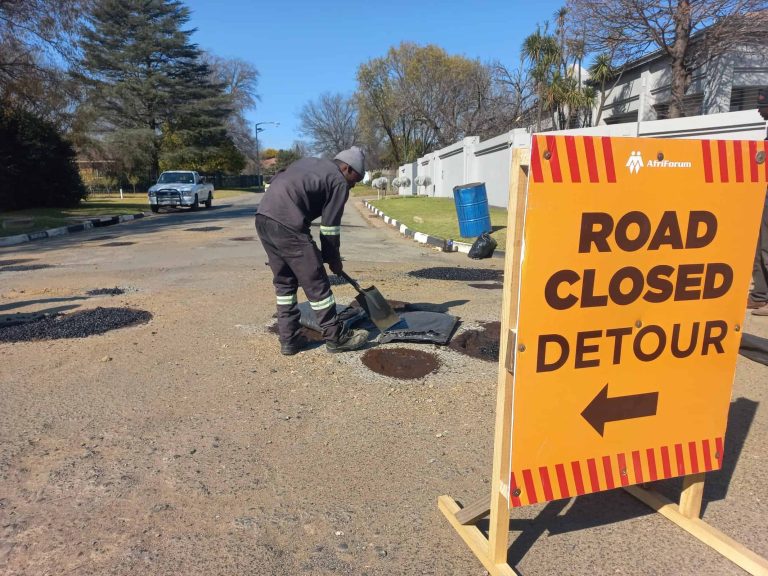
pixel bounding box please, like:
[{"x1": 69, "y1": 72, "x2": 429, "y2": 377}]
[
  {"x1": 0, "y1": 212, "x2": 147, "y2": 247},
  {"x1": 361, "y1": 200, "x2": 505, "y2": 259}
]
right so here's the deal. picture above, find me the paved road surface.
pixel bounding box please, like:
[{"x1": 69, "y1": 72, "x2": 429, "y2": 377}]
[{"x1": 0, "y1": 192, "x2": 766, "y2": 575}]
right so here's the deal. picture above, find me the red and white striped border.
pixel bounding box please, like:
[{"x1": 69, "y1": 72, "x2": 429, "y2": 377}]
[{"x1": 509, "y1": 437, "x2": 723, "y2": 507}]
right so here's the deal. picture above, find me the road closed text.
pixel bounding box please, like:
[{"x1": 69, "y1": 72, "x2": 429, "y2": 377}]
[{"x1": 536, "y1": 210, "x2": 734, "y2": 372}]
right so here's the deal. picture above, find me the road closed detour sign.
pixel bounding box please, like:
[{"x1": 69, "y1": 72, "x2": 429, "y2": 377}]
[{"x1": 508, "y1": 135, "x2": 766, "y2": 507}]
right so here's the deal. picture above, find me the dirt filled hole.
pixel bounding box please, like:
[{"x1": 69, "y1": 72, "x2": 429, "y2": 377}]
[
  {"x1": 408, "y1": 267, "x2": 502, "y2": 282},
  {"x1": 361, "y1": 348, "x2": 440, "y2": 379},
  {"x1": 449, "y1": 321, "x2": 500, "y2": 362},
  {"x1": 100, "y1": 241, "x2": 135, "y2": 247},
  {"x1": 185, "y1": 226, "x2": 222, "y2": 232},
  {"x1": 0, "y1": 307, "x2": 152, "y2": 342}
]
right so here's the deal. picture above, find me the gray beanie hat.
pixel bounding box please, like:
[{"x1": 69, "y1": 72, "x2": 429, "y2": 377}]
[{"x1": 334, "y1": 146, "x2": 366, "y2": 176}]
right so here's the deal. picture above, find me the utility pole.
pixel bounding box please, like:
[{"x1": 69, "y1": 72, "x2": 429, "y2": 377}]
[{"x1": 254, "y1": 121, "x2": 279, "y2": 188}]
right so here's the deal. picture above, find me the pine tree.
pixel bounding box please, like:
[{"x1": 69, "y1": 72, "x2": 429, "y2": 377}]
[{"x1": 78, "y1": 0, "x2": 231, "y2": 178}]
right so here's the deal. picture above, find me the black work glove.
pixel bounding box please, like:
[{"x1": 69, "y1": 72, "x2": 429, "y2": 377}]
[{"x1": 328, "y1": 259, "x2": 344, "y2": 275}]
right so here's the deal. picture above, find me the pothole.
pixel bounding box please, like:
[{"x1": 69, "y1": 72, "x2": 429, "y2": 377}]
[
  {"x1": 87, "y1": 287, "x2": 125, "y2": 296},
  {"x1": 408, "y1": 267, "x2": 502, "y2": 282},
  {"x1": 230, "y1": 236, "x2": 256, "y2": 241},
  {"x1": 0, "y1": 307, "x2": 152, "y2": 342},
  {"x1": 100, "y1": 242, "x2": 135, "y2": 247},
  {"x1": 361, "y1": 348, "x2": 440, "y2": 379},
  {"x1": 0, "y1": 264, "x2": 54, "y2": 272},
  {"x1": 449, "y1": 321, "x2": 500, "y2": 362},
  {"x1": 185, "y1": 226, "x2": 222, "y2": 232},
  {"x1": 468, "y1": 283, "x2": 503, "y2": 290}
]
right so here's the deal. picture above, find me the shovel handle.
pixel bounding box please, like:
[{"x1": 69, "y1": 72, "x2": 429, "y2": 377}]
[{"x1": 338, "y1": 270, "x2": 364, "y2": 294}]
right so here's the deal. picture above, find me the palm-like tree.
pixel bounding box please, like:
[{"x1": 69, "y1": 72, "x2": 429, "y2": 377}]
[{"x1": 521, "y1": 29, "x2": 561, "y2": 131}]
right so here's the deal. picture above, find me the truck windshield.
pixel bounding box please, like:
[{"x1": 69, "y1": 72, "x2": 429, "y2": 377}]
[{"x1": 158, "y1": 172, "x2": 194, "y2": 184}]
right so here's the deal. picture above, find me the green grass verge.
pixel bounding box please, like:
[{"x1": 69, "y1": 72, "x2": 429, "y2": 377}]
[
  {"x1": 0, "y1": 190, "x2": 250, "y2": 237},
  {"x1": 369, "y1": 196, "x2": 508, "y2": 248}
]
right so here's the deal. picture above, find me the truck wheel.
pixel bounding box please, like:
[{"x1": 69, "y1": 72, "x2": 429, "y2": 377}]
[
  {"x1": 204, "y1": 193, "x2": 212, "y2": 208},
  {"x1": 150, "y1": 205, "x2": 159, "y2": 213},
  {"x1": 191, "y1": 194, "x2": 199, "y2": 210}
]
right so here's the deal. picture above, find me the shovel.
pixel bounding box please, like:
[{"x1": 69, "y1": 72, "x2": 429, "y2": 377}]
[{"x1": 338, "y1": 271, "x2": 401, "y2": 331}]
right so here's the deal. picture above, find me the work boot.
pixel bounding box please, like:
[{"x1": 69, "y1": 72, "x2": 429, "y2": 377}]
[
  {"x1": 326, "y1": 328, "x2": 368, "y2": 353},
  {"x1": 747, "y1": 297, "x2": 767, "y2": 310},
  {"x1": 280, "y1": 335, "x2": 309, "y2": 356}
]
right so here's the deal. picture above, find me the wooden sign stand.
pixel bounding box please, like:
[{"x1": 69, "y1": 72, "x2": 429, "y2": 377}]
[{"x1": 438, "y1": 147, "x2": 768, "y2": 576}]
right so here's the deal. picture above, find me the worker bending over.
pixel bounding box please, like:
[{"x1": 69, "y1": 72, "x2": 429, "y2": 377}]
[{"x1": 255, "y1": 147, "x2": 369, "y2": 355}]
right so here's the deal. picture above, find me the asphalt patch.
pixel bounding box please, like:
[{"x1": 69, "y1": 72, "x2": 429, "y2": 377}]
[
  {"x1": 0, "y1": 264, "x2": 54, "y2": 272},
  {"x1": 468, "y1": 283, "x2": 503, "y2": 290},
  {"x1": 361, "y1": 348, "x2": 440, "y2": 379},
  {"x1": 185, "y1": 226, "x2": 223, "y2": 232},
  {"x1": 0, "y1": 307, "x2": 152, "y2": 342},
  {"x1": 230, "y1": 236, "x2": 256, "y2": 241},
  {"x1": 408, "y1": 267, "x2": 502, "y2": 282},
  {"x1": 449, "y1": 321, "x2": 500, "y2": 362},
  {"x1": 100, "y1": 242, "x2": 135, "y2": 247},
  {"x1": 87, "y1": 287, "x2": 125, "y2": 296},
  {"x1": 0, "y1": 259, "x2": 36, "y2": 267}
]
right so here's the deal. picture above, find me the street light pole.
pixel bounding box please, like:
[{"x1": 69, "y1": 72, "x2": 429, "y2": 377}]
[{"x1": 254, "y1": 121, "x2": 279, "y2": 188}]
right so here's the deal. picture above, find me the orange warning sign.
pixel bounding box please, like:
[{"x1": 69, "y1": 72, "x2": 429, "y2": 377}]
[{"x1": 508, "y1": 135, "x2": 766, "y2": 507}]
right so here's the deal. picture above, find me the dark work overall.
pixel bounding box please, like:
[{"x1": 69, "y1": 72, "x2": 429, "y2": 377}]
[{"x1": 255, "y1": 214, "x2": 342, "y2": 344}]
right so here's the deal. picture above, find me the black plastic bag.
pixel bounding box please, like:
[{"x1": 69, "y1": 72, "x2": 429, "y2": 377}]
[
  {"x1": 468, "y1": 232, "x2": 497, "y2": 259},
  {"x1": 378, "y1": 311, "x2": 458, "y2": 345}
]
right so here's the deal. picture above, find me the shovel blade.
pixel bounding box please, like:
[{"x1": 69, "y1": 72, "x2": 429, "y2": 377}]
[{"x1": 355, "y1": 287, "x2": 401, "y2": 331}]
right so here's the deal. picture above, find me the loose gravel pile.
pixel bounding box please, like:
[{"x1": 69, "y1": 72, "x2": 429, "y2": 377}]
[
  {"x1": 407, "y1": 266, "x2": 502, "y2": 282},
  {"x1": 86, "y1": 287, "x2": 125, "y2": 296},
  {"x1": 0, "y1": 307, "x2": 152, "y2": 342}
]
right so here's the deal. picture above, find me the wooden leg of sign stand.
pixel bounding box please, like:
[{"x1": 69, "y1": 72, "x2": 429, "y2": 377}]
[
  {"x1": 439, "y1": 147, "x2": 530, "y2": 576},
  {"x1": 625, "y1": 475, "x2": 768, "y2": 575}
]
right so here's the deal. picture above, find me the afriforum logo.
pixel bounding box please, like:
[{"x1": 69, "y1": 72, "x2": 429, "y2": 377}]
[
  {"x1": 625, "y1": 151, "x2": 692, "y2": 174},
  {"x1": 626, "y1": 151, "x2": 643, "y2": 174}
]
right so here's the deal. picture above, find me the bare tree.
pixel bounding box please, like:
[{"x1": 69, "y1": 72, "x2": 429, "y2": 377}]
[
  {"x1": 567, "y1": 0, "x2": 768, "y2": 118},
  {"x1": 202, "y1": 53, "x2": 260, "y2": 157},
  {"x1": 0, "y1": 0, "x2": 87, "y2": 124},
  {"x1": 299, "y1": 92, "x2": 359, "y2": 158}
]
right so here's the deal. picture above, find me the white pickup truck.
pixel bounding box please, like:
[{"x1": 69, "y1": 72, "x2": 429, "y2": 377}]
[{"x1": 148, "y1": 171, "x2": 214, "y2": 212}]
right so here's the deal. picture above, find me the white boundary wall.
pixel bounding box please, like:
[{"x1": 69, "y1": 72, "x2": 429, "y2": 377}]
[{"x1": 394, "y1": 110, "x2": 766, "y2": 208}]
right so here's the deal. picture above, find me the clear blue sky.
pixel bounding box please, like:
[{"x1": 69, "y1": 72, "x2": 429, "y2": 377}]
[{"x1": 185, "y1": 0, "x2": 565, "y2": 150}]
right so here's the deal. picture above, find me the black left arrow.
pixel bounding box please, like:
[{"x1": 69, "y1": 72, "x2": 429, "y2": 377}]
[{"x1": 581, "y1": 383, "x2": 659, "y2": 437}]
